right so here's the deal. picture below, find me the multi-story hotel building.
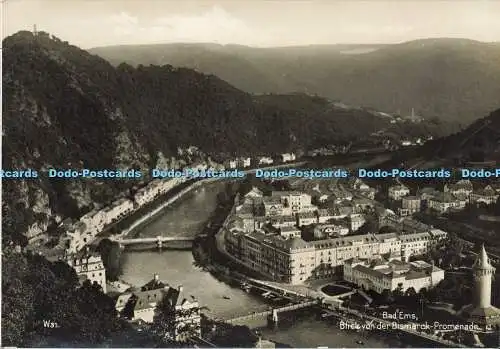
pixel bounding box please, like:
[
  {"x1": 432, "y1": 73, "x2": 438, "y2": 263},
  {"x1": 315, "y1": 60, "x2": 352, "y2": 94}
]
[
  {"x1": 225, "y1": 225, "x2": 446, "y2": 285},
  {"x1": 344, "y1": 258, "x2": 445, "y2": 294}
]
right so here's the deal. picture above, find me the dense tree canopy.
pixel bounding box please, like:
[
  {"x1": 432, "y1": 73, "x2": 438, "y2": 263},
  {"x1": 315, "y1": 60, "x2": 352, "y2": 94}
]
[{"x1": 1, "y1": 249, "x2": 123, "y2": 347}]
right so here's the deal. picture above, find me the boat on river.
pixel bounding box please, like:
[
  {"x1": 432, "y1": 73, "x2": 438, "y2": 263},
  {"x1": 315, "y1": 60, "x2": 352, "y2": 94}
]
[
  {"x1": 262, "y1": 291, "x2": 272, "y2": 298},
  {"x1": 240, "y1": 282, "x2": 252, "y2": 293}
]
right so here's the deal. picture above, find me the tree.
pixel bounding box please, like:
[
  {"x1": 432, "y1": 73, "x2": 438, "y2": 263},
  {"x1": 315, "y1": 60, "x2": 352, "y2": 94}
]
[
  {"x1": 2, "y1": 249, "x2": 123, "y2": 347},
  {"x1": 405, "y1": 287, "x2": 417, "y2": 298},
  {"x1": 98, "y1": 238, "x2": 122, "y2": 281},
  {"x1": 494, "y1": 196, "x2": 500, "y2": 215},
  {"x1": 152, "y1": 296, "x2": 206, "y2": 344},
  {"x1": 210, "y1": 323, "x2": 258, "y2": 347},
  {"x1": 379, "y1": 225, "x2": 398, "y2": 234},
  {"x1": 418, "y1": 287, "x2": 428, "y2": 300},
  {"x1": 393, "y1": 283, "x2": 404, "y2": 300},
  {"x1": 357, "y1": 215, "x2": 378, "y2": 234},
  {"x1": 381, "y1": 289, "x2": 394, "y2": 304},
  {"x1": 1, "y1": 249, "x2": 35, "y2": 346}
]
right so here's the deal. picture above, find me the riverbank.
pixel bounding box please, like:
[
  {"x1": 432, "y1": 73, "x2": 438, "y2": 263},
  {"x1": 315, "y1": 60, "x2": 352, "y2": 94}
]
[{"x1": 110, "y1": 161, "x2": 308, "y2": 241}]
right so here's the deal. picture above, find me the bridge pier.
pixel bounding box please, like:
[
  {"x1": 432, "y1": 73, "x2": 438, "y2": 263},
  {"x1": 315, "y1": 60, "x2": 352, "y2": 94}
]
[
  {"x1": 267, "y1": 309, "x2": 278, "y2": 328},
  {"x1": 157, "y1": 236, "x2": 162, "y2": 249}
]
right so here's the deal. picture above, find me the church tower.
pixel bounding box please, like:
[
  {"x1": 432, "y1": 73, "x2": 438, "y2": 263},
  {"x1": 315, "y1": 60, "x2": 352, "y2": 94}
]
[{"x1": 473, "y1": 244, "x2": 495, "y2": 308}]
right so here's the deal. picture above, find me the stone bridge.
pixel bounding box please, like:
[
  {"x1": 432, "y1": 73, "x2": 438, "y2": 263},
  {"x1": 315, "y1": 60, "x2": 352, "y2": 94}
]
[{"x1": 111, "y1": 235, "x2": 194, "y2": 249}]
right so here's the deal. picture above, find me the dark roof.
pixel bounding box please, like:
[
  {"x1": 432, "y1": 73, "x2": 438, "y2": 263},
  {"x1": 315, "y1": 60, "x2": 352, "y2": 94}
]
[
  {"x1": 286, "y1": 238, "x2": 310, "y2": 250},
  {"x1": 133, "y1": 289, "x2": 166, "y2": 311},
  {"x1": 141, "y1": 277, "x2": 168, "y2": 291},
  {"x1": 163, "y1": 287, "x2": 197, "y2": 308}
]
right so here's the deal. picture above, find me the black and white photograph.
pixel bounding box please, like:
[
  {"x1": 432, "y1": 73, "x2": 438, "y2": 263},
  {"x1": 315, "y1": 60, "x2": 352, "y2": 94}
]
[{"x1": 2, "y1": 0, "x2": 500, "y2": 347}]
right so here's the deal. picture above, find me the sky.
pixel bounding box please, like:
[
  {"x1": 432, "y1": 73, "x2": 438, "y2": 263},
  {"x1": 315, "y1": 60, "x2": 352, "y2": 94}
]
[{"x1": 2, "y1": 0, "x2": 500, "y2": 49}]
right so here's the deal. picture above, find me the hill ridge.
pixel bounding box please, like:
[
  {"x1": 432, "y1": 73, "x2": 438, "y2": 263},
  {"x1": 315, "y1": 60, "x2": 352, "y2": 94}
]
[{"x1": 89, "y1": 37, "x2": 500, "y2": 123}]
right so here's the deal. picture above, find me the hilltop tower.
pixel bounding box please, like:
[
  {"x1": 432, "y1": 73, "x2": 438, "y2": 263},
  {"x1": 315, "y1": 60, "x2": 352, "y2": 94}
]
[
  {"x1": 33, "y1": 24, "x2": 38, "y2": 36},
  {"x1": 462, "y1": 244, "x2": 500, "y2": 328}
]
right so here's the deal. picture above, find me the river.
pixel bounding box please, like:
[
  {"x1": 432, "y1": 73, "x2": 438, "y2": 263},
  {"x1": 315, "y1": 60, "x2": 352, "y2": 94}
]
[{"x1": 119, "y1": 172, "x2": 425, "y2": 347}]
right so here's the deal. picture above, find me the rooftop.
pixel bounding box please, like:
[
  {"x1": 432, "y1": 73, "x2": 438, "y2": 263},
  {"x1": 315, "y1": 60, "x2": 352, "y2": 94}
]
[
  {"x1": 141, "y1": 274, "x2": 169, "y2": 291},
  {"x1": 350, "y1": 258, "x2": 442, "y2": 281},
  {"x1": 389, "y1": 185, "x2": 409, "y2": 191},
  {"x1": 431, "y1": 192, "x2": 456, "y2": 203},
  {"x1": 403, "y1": 196, "x2": 420, "y2": 201}
]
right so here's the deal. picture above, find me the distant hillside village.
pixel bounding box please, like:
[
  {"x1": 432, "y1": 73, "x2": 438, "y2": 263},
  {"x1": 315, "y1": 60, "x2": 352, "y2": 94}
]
[{"x1": 221, "y1": 177, "x2": 500, "y2": 295}]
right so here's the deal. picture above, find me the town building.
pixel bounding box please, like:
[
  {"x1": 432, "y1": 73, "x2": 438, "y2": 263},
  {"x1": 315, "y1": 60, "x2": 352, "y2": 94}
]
[
  {"x1": 272, "y1": 191, "x2": 315, "y2": 214},
  {"x1": 313, "y1": 223, "x2": 349, "y2": 239},
  {"x1": 66, "y1": 249, "x2": 107, "y2": 293},
  {"x1": 79, "y1": 209, "x2": 106, "y2": 236},
  {"x1": 258, "y1": 157, "x2": 274, "y2": 165},
  {"x1": 239, "y1": 232, "x2": 316, "y2": 284},
  {"x1": 388, "y1": 185, "x2": 410, "y2": 201},
  {"x1": 227, "y1": 160, "x2": 237, "y2": 169},
  {"x1": 347, "y1": 178, "x2": 370, "y2": 191},
  {"x1": 308, "y1": 184, "x2": 330, "y2": 203},
  {"x1": 444, "y1": 180, "x2": 474, "y2": 197},
  {"x1": 343, "y1": 258, "x2": 444, "y2": 294},
  {"x1": 244, "y1": 187, "x2": 263, "y2": 198},
  {"x1": 317, "y1": 208, "x2": 338, "y2": 223},
  {"x1": 377, "y1": 208, "x2": 399, "y2": 227},
  {"x1": 399, "y1": 231, "x2": 432, "y2": 261},
  {"x1": 105, "y1": 198, "x2": 135, "y2": 224},
  {"x1": 115, "y1": 275, "x2": 201, "y2": 341},
  {"x1": 297, "y1": 211, "x2": 317, "y2": 226},
  {"x1": 401, "y1": 196, "x2": 421, "y2": 215},
  {"x1": 281, "y1": 153, "x2": 296, "y2": 163},
  {"x1": 418, "y1": 187, "x2": 442, "y2": 207},
  {"x1": 428, "y1": 193, "x2": 462, "y2": 214},
  {"x1": 349, "y1": 213, "x2": 366, "y2": 232},
  {"x1": 279, "y1": 226, "x2": 302, "y2": 239},
  {"x1": 238, "y1": 157, "x2": 251, "y2": 168},
  {"x1": 161, "y1": 285, "x2": 202, "y2": 342},
  {"x1": 64, "y1": 221, "x2": 89, "y2": 254},
  {"x1": 470, "y1": 185, "x2": 499, "y2": 205},
  {"x1": 461, "y1": 245, "x2": 500, "y2": 328},
  {"x1": 352, "y1": 198, "x2": 374, "y2": 211},
  {"x1": 115, "y1": 276, "x2": 169, "y2": 323},
  {"x1": 262, "y1": 196, "x2": 285, "y2": 216},
  {"x1": 359, "y1": 187, "x2": 377, "y2": 200}
]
